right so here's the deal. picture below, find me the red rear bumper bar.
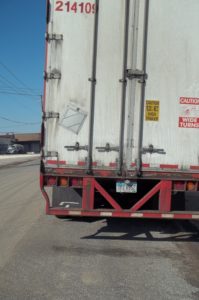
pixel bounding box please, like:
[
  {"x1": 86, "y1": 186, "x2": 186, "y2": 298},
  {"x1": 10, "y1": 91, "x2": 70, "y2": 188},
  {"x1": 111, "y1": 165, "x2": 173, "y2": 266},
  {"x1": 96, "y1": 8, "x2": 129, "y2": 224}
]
[{"x1": 40, "y1": 174, "x2": 199, "y2": 220}]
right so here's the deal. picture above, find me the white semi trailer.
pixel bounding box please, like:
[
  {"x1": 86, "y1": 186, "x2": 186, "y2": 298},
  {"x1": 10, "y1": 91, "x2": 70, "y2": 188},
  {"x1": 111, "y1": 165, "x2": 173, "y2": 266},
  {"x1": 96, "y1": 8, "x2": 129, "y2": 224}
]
[{"x1": 40, "y1": 0, "x2": 199, "y2": 219}]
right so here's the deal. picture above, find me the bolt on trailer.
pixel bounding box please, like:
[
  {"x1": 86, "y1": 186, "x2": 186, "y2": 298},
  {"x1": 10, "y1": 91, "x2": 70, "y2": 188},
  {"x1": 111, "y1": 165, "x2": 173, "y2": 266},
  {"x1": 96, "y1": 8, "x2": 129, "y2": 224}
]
[{"x1": 40, "y1": 0, "x2": 199, "y2": 220}]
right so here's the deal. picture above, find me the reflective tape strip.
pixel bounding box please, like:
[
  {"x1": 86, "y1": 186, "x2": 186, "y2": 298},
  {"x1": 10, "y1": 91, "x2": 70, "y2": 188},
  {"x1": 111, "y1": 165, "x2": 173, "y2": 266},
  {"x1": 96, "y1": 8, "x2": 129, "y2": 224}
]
[
  {"x1": 131, "y1": 163, "x2": 136, "y2": 167},
  {"x1": 130, "y1": 163, "x2": 199, "y2": 170},
  {"x1": 190, "y1": 166, "x2": 199, "y2": 170},
  {"x1": 100, "y1": 212, "x2": 113, "y2": 217},
  {"x1": 49, "y1": 209, "x2": 199, "y2": 220},
  {"x1": 160, "y1": 164, "x2": 179, "y2": 169},
  {"x1": 77, "y1": 161, "x2": 86, "y2": 166},
  {"x1": 68, "y1": 211, "x2": 81, "y2": 216},
  {"x1": 131, "y1": 213, "x2": 144, "y2": 218},
  {"x1": 162, "y1": 214, "x2": 174, "y2": 218},
  {"x1": 142, "y1": 164, "x2": 150, "y2": 168},
  {"x1": 109, "y1": 163, "x2": 117, "y2": 168},
  {"x1": 192, "y1": 215, "x2": 199, "y2": 219}
]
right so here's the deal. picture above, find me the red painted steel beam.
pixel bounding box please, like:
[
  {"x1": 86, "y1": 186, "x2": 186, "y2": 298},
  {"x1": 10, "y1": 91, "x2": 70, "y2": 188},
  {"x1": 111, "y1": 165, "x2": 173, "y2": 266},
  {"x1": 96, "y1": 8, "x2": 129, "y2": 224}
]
[
  {"x1": 130, "y1": 182, "x2": 162, "y2": 212},
  {"x1": 94, "y1": 179, "x2": 122, "y2": 210},
  {"x1": 47, "y1": 208, "x2": 199, "y2": 220},
  {"x1": 40, "y1": 174, "x2": 50, "y2": 214},
  {"x1": 159, "y1": 181, "x2": 172, "y2": 212},
  {"x1": 82, "y1": 178, "x2": 95, "y2": 210}
]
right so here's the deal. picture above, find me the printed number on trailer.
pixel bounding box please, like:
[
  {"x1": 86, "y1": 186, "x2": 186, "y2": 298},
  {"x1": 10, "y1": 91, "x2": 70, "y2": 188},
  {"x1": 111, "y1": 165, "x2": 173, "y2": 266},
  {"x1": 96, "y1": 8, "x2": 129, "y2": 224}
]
[{"x1": 55, "y1": 1, "x2": 96, "y2": 14}]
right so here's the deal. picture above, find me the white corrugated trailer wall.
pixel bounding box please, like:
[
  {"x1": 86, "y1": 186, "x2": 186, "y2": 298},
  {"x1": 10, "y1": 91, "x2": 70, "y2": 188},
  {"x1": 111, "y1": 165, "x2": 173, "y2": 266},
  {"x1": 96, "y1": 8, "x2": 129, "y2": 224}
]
[
  {"x1": 45, "y1": 0, "x2": 94, "y2": 164},
  {"x1": 125, "y1": 0, "x2": 145, "y2": 168},
  {"x1": 45, "y1": 0, "x2": 136, "y2": 169},
  {"x1": 92, "y1": 0, "x2": 126, "y2": 167},
  {"x1": 128, "y1": 0, "x2": 199, "y2": 170},
  {"x1": 44, "y1": 0, "x2": 199, "y2": 172}
]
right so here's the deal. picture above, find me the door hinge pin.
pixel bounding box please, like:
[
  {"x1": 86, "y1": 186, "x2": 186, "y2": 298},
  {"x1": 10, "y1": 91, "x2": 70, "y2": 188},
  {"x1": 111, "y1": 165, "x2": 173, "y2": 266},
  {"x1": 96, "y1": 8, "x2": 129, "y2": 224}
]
[
  {"x1": 126, "y1": 69, "x2": 148, "y2": 83},
  {"x1": 43, "y1": 112, "x2": 59, "y2": 120},
  {"x1": 44, "y1": 71, "x2": 61, "y2": 80},
  {"x1": 45, "y1": 33, "x2": 63, "y2": 41}
]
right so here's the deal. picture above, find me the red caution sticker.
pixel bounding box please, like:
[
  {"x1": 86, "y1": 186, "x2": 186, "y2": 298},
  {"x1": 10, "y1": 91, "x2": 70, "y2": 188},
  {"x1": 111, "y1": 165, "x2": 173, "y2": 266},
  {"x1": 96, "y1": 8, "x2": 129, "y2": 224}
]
[
  {"x1": 179, "y1": 97, "x2": 199, "y2": 129},
  {"x1": 180, "y1": 97, "x2": 199, "y2": 105},
  {"x1": 179, "y1": 117, "x2": 199, "y2": 128}
]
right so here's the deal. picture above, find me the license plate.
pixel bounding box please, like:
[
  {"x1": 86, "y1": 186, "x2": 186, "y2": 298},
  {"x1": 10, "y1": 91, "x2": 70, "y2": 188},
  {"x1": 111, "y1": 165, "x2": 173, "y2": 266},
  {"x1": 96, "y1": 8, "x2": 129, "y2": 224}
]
[{"x1": 116, "y1": 181, "x2": 137, "y2": 193}]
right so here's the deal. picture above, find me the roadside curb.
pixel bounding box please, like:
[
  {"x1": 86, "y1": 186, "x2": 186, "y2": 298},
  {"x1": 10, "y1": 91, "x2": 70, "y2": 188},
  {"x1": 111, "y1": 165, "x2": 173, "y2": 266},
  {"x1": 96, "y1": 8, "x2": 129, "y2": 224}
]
[{"x1": 0, "y1": 154, "x2": 40, "y2": 160}]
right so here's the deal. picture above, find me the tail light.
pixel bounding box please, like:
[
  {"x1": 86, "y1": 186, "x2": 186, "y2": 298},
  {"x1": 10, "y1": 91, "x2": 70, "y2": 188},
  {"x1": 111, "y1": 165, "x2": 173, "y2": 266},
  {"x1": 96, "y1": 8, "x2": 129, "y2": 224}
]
[
  {"x1": 186, "y1": 182, "x2": 196, "y2": 191},
  {"x1": 59, "y1": 177, "x2": 68, "y2": 187},
  {"x1": 71, "y1": 178, "x2": 83, "y2": 187},
  {"x1": 47, "y1": 176, "x2": 57, "y2": 186}
]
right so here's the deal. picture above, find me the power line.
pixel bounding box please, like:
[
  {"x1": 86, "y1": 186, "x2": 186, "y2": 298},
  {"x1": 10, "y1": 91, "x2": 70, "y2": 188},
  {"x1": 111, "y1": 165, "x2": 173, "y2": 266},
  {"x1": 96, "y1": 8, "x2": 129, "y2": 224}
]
[
  {"x1": 0, "y1": 115, "x2": 40, "y2": 125},
  {"x1": 0, "y1": 74, "x2": 19, "y2": 90},
  {"x1": 0, "y1": 63, "x2": 42, "y2": 96},
  {"x1": 0, "y1": 86, "x2": 41, "y2": 93},
  {"x1": 0, "y1": 78, "x2": 13, "y2": 89},
  {"x1": 0, "y1": 76, "x2": 41, "y2": 97},
  {"x1": 0, "y1": 95, "x2": 41, "y2": 113},
  {"x1": 0, "y1": 62, "x2": 42, "y2": 111},
  {"x1": 0, "y1": 74, "x2": 40, "y2": 101},
  {"x1": 0, "y1": 124, "x2": 40, "y2": 129},
  {"x1": 0, "y1": 90, "x2": 41, "y2": 98},
  {"x1": 0, "y1": 61, "x2": 32, "y2": 91}
]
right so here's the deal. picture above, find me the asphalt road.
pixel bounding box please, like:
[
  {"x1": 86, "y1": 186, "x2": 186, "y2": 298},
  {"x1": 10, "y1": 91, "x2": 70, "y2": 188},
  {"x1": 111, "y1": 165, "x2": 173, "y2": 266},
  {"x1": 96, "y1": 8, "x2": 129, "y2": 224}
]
[
  {"x1": 0, "y1": 159, "x2": 198, "y2": 300},
  {"x1": 0, "y1": 154, "x2": 39, "y2": 167}
]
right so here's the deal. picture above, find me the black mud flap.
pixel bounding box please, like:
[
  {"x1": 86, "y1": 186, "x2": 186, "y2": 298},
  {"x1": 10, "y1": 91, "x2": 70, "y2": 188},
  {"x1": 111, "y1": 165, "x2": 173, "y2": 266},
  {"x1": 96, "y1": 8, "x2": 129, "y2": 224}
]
[
  {"x1": 185, "y1": 192, "x2": 199, "y2": 212},
  {"x1": 52, "y1": 187, "x2": 82, "y2": 209}
]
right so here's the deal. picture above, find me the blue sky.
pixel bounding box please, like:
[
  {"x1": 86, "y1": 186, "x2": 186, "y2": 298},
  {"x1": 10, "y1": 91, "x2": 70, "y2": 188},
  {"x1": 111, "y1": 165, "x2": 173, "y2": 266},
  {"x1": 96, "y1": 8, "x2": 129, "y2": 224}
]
[{"x1": 0, "y1": 0, "x2": 46, "y2": 133}]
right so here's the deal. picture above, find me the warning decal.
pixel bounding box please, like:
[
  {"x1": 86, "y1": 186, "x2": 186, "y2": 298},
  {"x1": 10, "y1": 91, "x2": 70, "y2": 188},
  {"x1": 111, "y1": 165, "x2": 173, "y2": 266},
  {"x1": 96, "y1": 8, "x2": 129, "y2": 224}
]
[
  {"x1": 179, "y1": 117, "x2": 199, "y2": 128},
  {"x1": 179, "y1": 97, "x2": 199, "y2": 128},
  {"x1": 145, "y1": 100, "x2": 159, "y2": 121},
  {"x1": 180, "y1": 97, "x2": 199, "y2": 105}
]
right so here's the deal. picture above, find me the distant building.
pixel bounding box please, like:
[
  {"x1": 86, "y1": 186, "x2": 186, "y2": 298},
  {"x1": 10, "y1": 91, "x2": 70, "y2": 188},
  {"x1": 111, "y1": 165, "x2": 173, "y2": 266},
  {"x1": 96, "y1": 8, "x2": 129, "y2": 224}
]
[
  {"x1": 0, "y1": 133, "x2": 15, "y2": 154},
  {"x1": 14, "y1": 133, "x2": 41, "y2": 153},
  {"x1": 0, "y1": 133, "x2": 41, "y2": 154}
]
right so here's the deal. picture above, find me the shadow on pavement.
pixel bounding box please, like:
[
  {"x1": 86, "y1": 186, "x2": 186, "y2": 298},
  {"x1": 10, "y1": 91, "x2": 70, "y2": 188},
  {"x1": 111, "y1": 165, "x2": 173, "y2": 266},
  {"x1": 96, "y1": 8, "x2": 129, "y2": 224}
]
[{"x1": 78, "y1": 218, "x2": 199, "y2": 242}]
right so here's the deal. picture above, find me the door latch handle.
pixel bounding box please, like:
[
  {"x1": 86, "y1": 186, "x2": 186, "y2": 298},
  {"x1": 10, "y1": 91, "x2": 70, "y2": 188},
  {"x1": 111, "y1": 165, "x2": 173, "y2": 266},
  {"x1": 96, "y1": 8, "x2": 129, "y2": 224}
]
[
  {"x1": 96, "y1": 143, "x2": 119, "y2": 152},
  {"x1": 142, "y1": 144, "x2": 166, "y2": 155},
  {"x1": 65, "y1": 142, "x2": 88, "y2": 151}
]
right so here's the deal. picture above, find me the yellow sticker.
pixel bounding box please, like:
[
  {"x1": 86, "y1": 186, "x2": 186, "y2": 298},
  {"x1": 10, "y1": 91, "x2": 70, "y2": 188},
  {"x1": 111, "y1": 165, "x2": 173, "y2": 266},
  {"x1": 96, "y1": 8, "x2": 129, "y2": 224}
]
[{"x1": 145, "y1": 100, "x2": 160, "y2": 121}]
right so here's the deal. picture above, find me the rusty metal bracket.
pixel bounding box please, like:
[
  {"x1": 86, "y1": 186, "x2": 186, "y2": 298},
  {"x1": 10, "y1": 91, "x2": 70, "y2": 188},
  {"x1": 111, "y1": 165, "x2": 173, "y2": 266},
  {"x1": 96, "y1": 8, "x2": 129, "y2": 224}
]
[
  {"x1": 126, "y1": 69, "x2": 148, "y2": 83},
  {"x1": 45, "y1": 33, "x2": 63, "y2": 41}
]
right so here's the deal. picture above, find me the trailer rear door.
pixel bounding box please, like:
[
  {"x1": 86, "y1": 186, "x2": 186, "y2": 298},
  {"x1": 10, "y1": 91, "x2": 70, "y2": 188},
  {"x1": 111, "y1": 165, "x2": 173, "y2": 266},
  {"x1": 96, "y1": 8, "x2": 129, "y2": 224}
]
[
  {"x1": 44, "y1": 0, "x2": 135, "y2": 172},
  {"x1": 44, "y1": 0, "x2": 199, "y2": 175},
  {"x1": 127, "y1": 0, "x2": 199, "y2": 172}
]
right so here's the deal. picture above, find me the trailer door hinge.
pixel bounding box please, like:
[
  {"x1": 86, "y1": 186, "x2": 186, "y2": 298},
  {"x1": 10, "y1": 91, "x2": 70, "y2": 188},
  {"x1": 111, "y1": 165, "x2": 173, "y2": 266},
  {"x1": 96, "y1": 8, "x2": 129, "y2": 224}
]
[
  {"x1": 43, "y1": 112, "x2": 59, "y2": 120},
  {"x1": 126, "y1": 69, "x2": 147, "y2": 83},
  {"x1": 96, "y1": 143, "x2": 119, "y2": 152},
  {"x1": 65, "y1": 142, "x2": 88, "y2": 151},
  {"x1": 142, "y1": 144, "x2": 166, "y2": 155},
  {"x1": 45, "y1": 33, "x2": 63, "y2": 41},
  {"x1": 44, "y1": 71, "x2": 61, "y2": 80}
]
